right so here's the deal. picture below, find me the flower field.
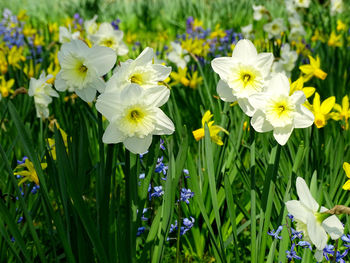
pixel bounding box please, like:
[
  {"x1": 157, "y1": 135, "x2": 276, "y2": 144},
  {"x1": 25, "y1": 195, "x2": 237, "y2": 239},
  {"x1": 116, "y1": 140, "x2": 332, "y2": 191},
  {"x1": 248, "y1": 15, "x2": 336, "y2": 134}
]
[{"x1": 1, "y1": 0, "x2": 350, "y2": 262}]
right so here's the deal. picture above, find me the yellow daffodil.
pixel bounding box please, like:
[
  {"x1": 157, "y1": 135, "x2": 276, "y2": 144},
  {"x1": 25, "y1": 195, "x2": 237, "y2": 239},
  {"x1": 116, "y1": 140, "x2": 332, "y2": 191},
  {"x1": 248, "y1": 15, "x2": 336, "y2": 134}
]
[
  {"x1": 311, "y1": 92, "x2": 335, "y2": 128},
  {"x1": 299, "y1": 55, "x2": 327, "y2": 82},
  {"x1": 331, "y1": 95, "x2": 350, "y2": 130},
  {"x1": 210, "y1": 24, "x2": 226, "y2": 39},
  {"x1": 17, "y1": 10, "x2": 28, "y2": 21},
  {"x1": 336, "y1": 20, "x2": 346, "y2": 32},
  {"x1": 0, "y1": 47, "x2": 8, "y2": 74},
  {"x1": 342, "y1": 162, "x2": 350, "y2": 190},
  {"x1": 328, "y1": 32, "x2": 342, "y2": 47},
  {"x1": 193, "y1": 19, "x2": 203, "y2": 29},
  {"x1": 48, "y1": 128, "x2": 68, "y2": 160},
  {"x1": 181, "y1": 38, "x2": 209, "y2": 57},
  {"x1": 311, "y1": 29, "x2": 326, "y2": 43},
  {"x1": 14, "y1": 158, "x2": 46, "y2": 186},
  {"x1": 192, "y1": 110, "x2": 228, "y2": 146},
  {"x1": 23, "y1": 60, "x2": 41, "y2": 79},
  {"x1": 22, "y1": 24, "x2": 37, "y2": 37},
  {"x1": 170, "y1": 67, "x2": 190, "y2": 87},
  {"x1": 8, "y1": 46, "x2": 26, "y2": 69},
  {"x1": 290, "y1": 77, "x2": 315, "y2": 99},
  {"x1": 0, "y1": 76, "x2": 15, "y2": 98},
  {"x1": 189, "y1": 71, "x2": 203, "y2": 89}
]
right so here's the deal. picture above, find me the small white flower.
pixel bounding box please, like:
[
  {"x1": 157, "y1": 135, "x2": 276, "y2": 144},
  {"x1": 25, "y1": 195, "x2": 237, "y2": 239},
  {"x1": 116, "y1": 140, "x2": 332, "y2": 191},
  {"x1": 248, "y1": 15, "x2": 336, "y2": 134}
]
[
  {"x1": 285, "y1": 0, "x2": 297, "y2": 15},
  {"x1": 167, "y1": 42, "x2": 190, "y2": 69},
  {"x1": 330, "y1": 0, "x2": 343, "y2": 15},
  {"x1": 107, "y1": 47, "x2": 171, "y2": 93},
  {"x1": 211, "y1": 39, "x2": 273, "y2": 116},
  {"x1": 272, "y1": 44, "x2": 298, "y2": 77},
  {"x1": 252, "y1": 5, "x2": 268, "y2": 21},
  {"x1": 59, "y1": 26, "x2": 80, "y2": 44},
  {"x1": 241, "y1": 24, "x2": 253, "y2": 39},
  {"x1": 84, "y1": 15, "x2": 98, "y2": 36},
  {"x1": 263, "y1": 18, "x2": 286, "y2": 39},
  {"x1": 90, "y1": 22, "x2": 128, "y2": 56},
  {"x1": 294, "y1": 0, "x2": 311, "y2": 8},
  {"x1": 28, "y1": 73, "x2": 59, "y2": 119},
  {"x1": 95, "y1": 84, "x2": 174, "y2": 154},
  {"x1": 250, "y1": 73, "x2": 314, "y2": 145},
  {"x1": 55, "y1": 39, "x2": 116, "y2": 102},
  {"x1": 286, "y1": 177, "x2": 344, "y2": 260}
]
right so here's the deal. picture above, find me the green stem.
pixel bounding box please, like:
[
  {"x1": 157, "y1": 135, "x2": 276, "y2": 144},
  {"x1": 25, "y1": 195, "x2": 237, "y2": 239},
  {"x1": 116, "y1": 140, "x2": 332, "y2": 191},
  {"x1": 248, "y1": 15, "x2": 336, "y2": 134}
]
[{"x1": 250, "y1": 139, "x2": 256, "y2": 263}]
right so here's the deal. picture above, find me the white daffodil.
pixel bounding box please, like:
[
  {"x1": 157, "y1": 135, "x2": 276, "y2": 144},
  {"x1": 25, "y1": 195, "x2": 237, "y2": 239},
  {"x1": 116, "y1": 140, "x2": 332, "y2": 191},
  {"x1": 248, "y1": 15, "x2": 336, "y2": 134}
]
[
  {"x1": 294, "y1": 0, "x2": 311, "y2": 8},
  {"x1": 252, "y1": 5, "x2": 268, "y2": 21},
  {"x1": 167, "y1": 42, "x2": 190, "y2": 69},
  {"x1": 285, "y1": 0, "x2": 297, "y2": 15},
  {"x1": 272, "y1": 44, "x2": 298, "y2": 77},
  {"x1": 84, "y1": 15, "x2": 98, "y2": 36},
  {"x1": 241, "y1": 24, "x2": 253, "y2": 39},
  {"x1": 107, "y1": 47, "x2": 171, "y2": 93},
  {"x1": 330, "y1": 0, "x2": 343, "y2": 15},
  {"x1": 55, "y1": 39, "x2": 116, "y2": 102},
  {"x1": 263, "y1": 18, "x2": 286, "y2": 39},
  {"x1": 95, "y1": 83, "x2": 174, "y2": 154},
  {"x1": 286, "y1": 177, "x2": 344, "y2": 261},
  {"x1": 28, "y1": 73, "x2": 59, "y2": 119},
  {"x1": 288, "y1": 15, "x2": 306, "y2": 41},
  {"x1": 59, "y1": 26, "x2": 80, "y2": 44},
  {"x1": 89, "y1": 22, "x2": 128, "y2": 56},
  {"x1": 211, "y1": 39, "x2": 273, "y2": 116},
  {"x1": 249, "y1": 73, "x2": 314, "y2": 145}
]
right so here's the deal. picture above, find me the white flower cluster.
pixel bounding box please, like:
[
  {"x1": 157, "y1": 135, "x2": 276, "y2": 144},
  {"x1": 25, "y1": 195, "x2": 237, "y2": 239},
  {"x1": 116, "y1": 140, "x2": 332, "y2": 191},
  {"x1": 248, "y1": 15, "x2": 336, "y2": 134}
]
[
  {"x1": 53, "y1": 34, "x2": 174, "y2": 154},
  {"x1": 212, "y1": 39, "x2": 314, "y2": 145}
]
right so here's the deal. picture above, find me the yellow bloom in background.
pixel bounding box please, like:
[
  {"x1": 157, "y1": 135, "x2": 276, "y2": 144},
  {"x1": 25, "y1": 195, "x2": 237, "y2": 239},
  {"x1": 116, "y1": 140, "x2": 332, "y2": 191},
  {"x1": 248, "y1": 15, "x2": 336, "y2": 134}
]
[
  {"x1": 8, "y1": 46, "x2": 26, "y2": 69},
  {"x1": 290, "y1": 77, "x2": 315, "y2": 99},
  {"x1": 193, "y1": 19, "x2": 203, "y2": 29},
  {"x1": 47, "y1": 128, "x2": 68, "y2": 160},
  {"x1": 328, "y1": 32, "x2": 342, "y2": 47},
  {"x1": 311, "y1": 92, "x2": 335, "y2": 128},
  {"x1": 170, "y1": 67, "x2": 190, "y2": 87},
  {"x1": 0, "y1": 47, "x2": 8, "y2": 74},
  {"x1": 311, "y1": 29, "x2": 326, "y2": 43},
  {"x1": 336, "y1": 20, "x2": 346, "y2": 32},
  {"x1": 0, "y1": 76, "x2": 15, "y2": 98},
  {"x1": 33, "y1": 35, "x2": 45, "y2": 46},
  {"x1": 181, "y1": 37, "x2": 209, "y2": 57},
  {"x1": 299, "y1": 55, "x2": 327, "y2": 82},
  {"x1": 331, "y1": 95, "x2": 350, "y2": 130},
  {"x1": 14, "y1": 158, "x2": 47, "y2": 186},
  {"x1": 192, "y1": 110, "x2": 228, "y2": 146},
  {"x1": 17, "y1": 10, "x2": 28, "y2": 21},
  {"x1": 23, "y1": 60, "x2": 41, "y2": 79},
  {"x1": 189, "y1": 71, "x2": 203, "y2": 89},
  {"x1": 342, "y1": 162, "x2": 350, "y2": 190},
  {"x1": 22, "y1": 24, "x2": 37, "y2": 37},
  {"x1": 210, "y1": 24, "x2": 226, "y2": 39},
  {"x1": 125, "y1": 31, "x2": 137, "y2": 44}
]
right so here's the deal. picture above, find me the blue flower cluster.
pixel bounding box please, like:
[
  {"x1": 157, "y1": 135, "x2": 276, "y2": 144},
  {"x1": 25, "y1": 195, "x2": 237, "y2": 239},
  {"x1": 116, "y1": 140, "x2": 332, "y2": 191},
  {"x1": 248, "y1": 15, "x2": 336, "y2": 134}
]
[
  {"x1": 168, "y1": 216, "x2": 195, "y2": 238},
  {"x1": 0, "y1": 9, "x2": 25, "y2": 48}
]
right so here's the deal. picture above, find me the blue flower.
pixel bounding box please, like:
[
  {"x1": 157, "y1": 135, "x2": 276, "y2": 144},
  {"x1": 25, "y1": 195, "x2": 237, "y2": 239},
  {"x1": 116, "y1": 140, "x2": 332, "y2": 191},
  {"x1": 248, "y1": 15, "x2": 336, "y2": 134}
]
[
  {"x1": 155, "y1": 157, "x2": 168, "y2": 175},
  {"x1": 17, "y1": 216, "x2": 23, "y2": 224},
  {"x1": 267, "y1": 225, "x2": 283, "y2": 240},
  {"x1": 297, "y1": 241, "x2": 312, "y2": 251},
  {"x1": 286, "y1": 243, "x2": 302, "y2": 260},
  {"x1": 323, "y1": 244, "x2": 334, "y2": 261},
  {"x1": 17, "y1": 156, "x2": 28, "y2": 165},
  {"x1": 341, "y1": 234, "x2": 350, "y2": 248},
  {"x1": 151, "y1": 186, "x2": 164, "y2": 198},
  {"x1": 179, "y1": 188, "x2": 194, "y2": 204},
  {"x1": 136, "y1": 227, "x2": 145, "y2": 236},
  {"x1": 291, "y1": 228, "x2": 302, "y2": 241}
]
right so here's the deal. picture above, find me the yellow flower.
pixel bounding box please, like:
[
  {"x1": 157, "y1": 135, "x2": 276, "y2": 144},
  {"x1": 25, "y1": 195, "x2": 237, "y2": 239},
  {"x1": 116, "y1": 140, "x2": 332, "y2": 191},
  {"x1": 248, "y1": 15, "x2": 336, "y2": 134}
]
[
  {"x1": 299, "y1": 55, "x2": 327, "y2": 82},
  {"x1": 189, "y1": 71, "x2": 203, "y2": 89},
  {"x1": 328, "y1": 32, "x2": 342, "y2": 47},
  {"x1": 8, "y1": 46, "x2": 26, "y2": 69},
  {"x1": 192, "y1": 110, "x2": 228, "y2": 146},
  {"x1": 22, "y1": 24, "x2": 37, "y2": 37},
  {"x1": 193, "y1": 19, "x2": 203, "y2": 29},
  {"x1": 311, "y1": 92, "x2": 335, "y2": 128},
  {"x1": 331, "y1": 95, "x2": 350, "y2": 130},
  {"x1": 289, "y1": 77, "x2": 315, "y2": 99},
  {"x1": 14, "y1": 158, "x2": 46, "y2": 186},
  {"x1": 311, "y1": 29, "x2": 326, "y2": 43},
  {"x1": 49, "y1": 22, "x2": 58, "y2": 34},
  {"x1": 17, "y1": 10, "x2": 28, "y2": 21},
  {"x1": 210, "y1": 24, "x2": 226, "y2": 39},
  {"x1": 181, "y1": 37, "x2": 209, "y2": 57},
  {"x1": 0, "y1": 76, "x2": 15, "y2": 98},
  {"x1": 48, "y1": 128, "x2": 68, "y2": 160},
  {"x1": 342, "y1": 162, "x2": 350, "y2": 190},
  {"x1": 170, "y1": 67, "x2": 190, "y2": 86},
  {"x1": 33, "y1": 35, "x2": 45, "y2": 46},
  {"x1": 0, "y1": 47, "x2": 8, "y2": 74},
  {"x1": 125, "y1": 31, "x2": 137, "y2": 44},
  {"x1": 337, "y1": 20, "x2": 346, "y2": 32},
  {"x1": 23, "y1": 60, "x2": 41, "y2": 79}
]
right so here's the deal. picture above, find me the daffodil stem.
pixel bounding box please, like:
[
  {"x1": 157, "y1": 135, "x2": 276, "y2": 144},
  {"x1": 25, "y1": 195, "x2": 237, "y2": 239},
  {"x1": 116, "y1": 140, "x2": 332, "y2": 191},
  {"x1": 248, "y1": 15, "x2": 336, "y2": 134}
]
[
  {"x1": 250, "y1": 139, "x2": 257, "y2": 263},
  {"x1": 176, "y1": 176, "x2": 182, "y2": 263},
  {"x1": 332, "y1": 239, "x2": 339, "y2": 263}
]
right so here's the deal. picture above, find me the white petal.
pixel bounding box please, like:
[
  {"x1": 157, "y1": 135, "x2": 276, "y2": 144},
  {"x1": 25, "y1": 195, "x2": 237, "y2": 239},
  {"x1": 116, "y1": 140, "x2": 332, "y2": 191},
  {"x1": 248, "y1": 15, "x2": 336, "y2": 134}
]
[
  {"x1": 102, "y1": 123, "x2": 125, "y2": 144},
  {"x1": 211, "y1": 57, "x2": 234, "y2": 80},
  {"x1": 134, "y1": 47, "x2": 154, "y2": 66},
  {"x1": 294, "y1": 105, "x2": 314, "y2": 128},
  {"x1": 61, "y1": 39, "x2": 89, "y2": 58},
  {"x1": 290, "y1": 90, "x2": 306, "y2": 105},
  {"x1": 322, "y1": 215, "x2": 344, "y2": 240},
  {"x1": 87, "y1": 77, "x2": 106, "y2": 94},
  {"x1": 314, "y1": 250, "x2": 324, "y2": 262},
  {"x1": 266, "y1": 73, "x2": 290, "y2": 96},
  {"x1": 273, "y1": 125, "x2": 293, "y2": 145},
  {"x1": 54, "y1": 73, "x2": 68, "y2": 91},
  {"x1": 217, "y1": 79, "x2": 235, "y2": 102},
  {"x1": 120, "y1": 83, "x2": 143, "y2": 103},
  {"x1": 238, "y1": 98, "x2": 256, "y2": 117},
  {"x1": 285, "y1": 200, "x2": 308, "y2": 223},
  {"x1": 117, "y1": 42, "x2": 129, "y2": 56},
  {"x1": 153, "y1": 108, "x2": 175, "y2": 135},
  {"x1": 87, "y1": 46, "x2": 116, "y2": 76},
  {"x1": 296, "y1": 177, "x2": 319, "y2": 211},
  {"x1": 151, "y1": 64, "x2": 172, "y2": 81},
  {"x1": 255, "y1": 53, "x2": 274, "y2": 75},
  {"x1": 251, "y1": 110, "x2": 273, "y2": 132},
  {"x1": 95, "y1": 91, "x2": 121, "y2": 120},
  {"x1": 232, "y1": 39, "x2": 258, "y2": 60},
  {"x1": 75, "y1": 86, "x2": 96, "y2": 102},
  {"x1": 307, "y1": 215, "x2": 328, "y2": 250},
  {"x1": 124, "y1": 135, "x2": 152, "y2": 154},
  {"x1": 144, "y1": 86, "x2": 170, "y2": 107}
]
